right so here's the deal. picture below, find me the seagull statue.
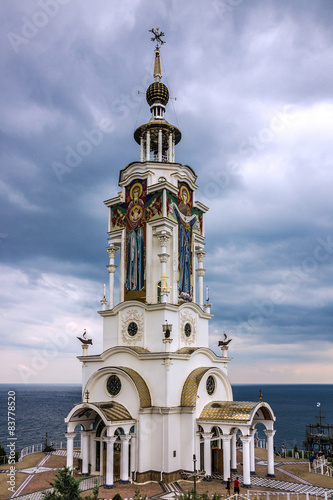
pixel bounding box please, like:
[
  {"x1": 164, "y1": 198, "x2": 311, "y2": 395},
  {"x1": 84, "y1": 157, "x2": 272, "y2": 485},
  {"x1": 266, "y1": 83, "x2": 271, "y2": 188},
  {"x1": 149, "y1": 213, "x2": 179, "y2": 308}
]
[
  {"x1": 77, "y1": 329, "x2": 93, "y2": 345},
  {"x1": 218, "y1": 331, "x2": 232, "y2": 347}
]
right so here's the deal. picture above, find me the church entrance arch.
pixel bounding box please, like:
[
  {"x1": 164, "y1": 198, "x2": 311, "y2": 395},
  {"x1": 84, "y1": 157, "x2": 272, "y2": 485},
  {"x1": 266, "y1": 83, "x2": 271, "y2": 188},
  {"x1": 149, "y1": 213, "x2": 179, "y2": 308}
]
[{"x1": 211, "y1": 426, "x2": 223, "y2": 474}]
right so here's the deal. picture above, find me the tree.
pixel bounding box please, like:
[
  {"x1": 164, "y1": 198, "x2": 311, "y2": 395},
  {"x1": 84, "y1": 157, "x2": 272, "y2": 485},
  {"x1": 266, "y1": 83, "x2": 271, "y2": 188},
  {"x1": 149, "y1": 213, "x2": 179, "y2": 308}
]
[
  {"x1": 84, "y1": 478, "x2": 102, "y2": 500},
  {"x1": 42, "y1": 467, "x2": 81, "y2": 500}
]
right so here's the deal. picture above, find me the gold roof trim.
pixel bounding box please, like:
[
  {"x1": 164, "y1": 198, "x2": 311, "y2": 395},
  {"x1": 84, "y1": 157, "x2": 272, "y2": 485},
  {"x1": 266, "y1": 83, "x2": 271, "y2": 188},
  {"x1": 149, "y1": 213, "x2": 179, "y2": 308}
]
[
  {"x1": 198, "y1": 401, "x2": 258, "y2": 422},
  {"x1": 181, "y1": 367, "x2": 211, "y2": 407},
  {"x1": 118, "y1": 366, "x2": 151, "y2": 408}
]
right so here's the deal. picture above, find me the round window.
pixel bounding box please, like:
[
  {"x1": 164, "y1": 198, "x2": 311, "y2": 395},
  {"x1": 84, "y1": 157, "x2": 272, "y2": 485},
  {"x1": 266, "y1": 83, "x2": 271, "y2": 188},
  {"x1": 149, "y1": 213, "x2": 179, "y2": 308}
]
[
  {"x1": 184, "y1": 323, "x2": 192, "y2": 337},
  {"x1": 107, "y1": 375, "x2": 121, "y2": 396},
  {"x1": 127, "y1": 322, "x2": 138, "y2": 337},
  {"x1": 206, "y1": 375, "x2": 215, "y2": 395}
]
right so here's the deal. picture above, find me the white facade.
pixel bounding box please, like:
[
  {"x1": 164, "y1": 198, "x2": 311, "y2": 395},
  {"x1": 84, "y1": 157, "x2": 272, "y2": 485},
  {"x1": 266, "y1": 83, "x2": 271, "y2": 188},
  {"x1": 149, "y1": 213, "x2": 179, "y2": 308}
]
[{"x1": 65, "y1": 31, "x2": 276, "y2": 487}]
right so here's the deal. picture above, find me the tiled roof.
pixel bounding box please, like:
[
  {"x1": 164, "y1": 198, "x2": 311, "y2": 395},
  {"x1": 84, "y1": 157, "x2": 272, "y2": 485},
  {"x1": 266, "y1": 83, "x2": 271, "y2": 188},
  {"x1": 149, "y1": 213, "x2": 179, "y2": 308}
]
[
  {"x1": 198, "y1": 401, "x2": 258, "y2": 422},
  {"x1": 181, "y1": 367, "x2": 211, "y2": 407},
  {"x1": 95, "y1": 401, "x2": 132, "y2": 421}
]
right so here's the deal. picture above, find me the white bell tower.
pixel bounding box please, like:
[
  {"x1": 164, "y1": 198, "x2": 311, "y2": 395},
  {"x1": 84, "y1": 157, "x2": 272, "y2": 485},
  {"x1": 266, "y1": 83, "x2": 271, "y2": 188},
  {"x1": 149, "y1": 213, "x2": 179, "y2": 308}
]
[{"x1": 65, "y1": 28, "x2": 276, "y2": 488}]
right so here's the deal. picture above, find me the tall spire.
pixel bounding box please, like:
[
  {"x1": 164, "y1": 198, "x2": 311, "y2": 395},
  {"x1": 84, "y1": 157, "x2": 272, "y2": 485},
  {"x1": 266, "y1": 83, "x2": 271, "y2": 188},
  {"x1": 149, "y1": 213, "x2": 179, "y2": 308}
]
[
  {"x1": 134, "y1": 28, "x2": 181, "y2": 162},
  {"x1": 149, "y1": 27, "x2": 165, "y2": 83}
]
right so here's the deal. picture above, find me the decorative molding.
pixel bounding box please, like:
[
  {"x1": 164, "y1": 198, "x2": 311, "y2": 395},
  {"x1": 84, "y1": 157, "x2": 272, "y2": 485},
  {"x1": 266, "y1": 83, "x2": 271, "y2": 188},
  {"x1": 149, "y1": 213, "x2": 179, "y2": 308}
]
[
  {"x1": 195, "y1": 268, "x2": 206, "y2": 277},
  {"x1": 121, "y1": 309, "x2": 144, "y2": 345},
  {"x1": 158, "y1": 252, "x2": 170, "y2": 263},
  {"x1": 180, "y1": 311, "x2": 196, "y2": 345},
  {"x1": 162, "y1": 359, "x2": 173, "y2": 371}
]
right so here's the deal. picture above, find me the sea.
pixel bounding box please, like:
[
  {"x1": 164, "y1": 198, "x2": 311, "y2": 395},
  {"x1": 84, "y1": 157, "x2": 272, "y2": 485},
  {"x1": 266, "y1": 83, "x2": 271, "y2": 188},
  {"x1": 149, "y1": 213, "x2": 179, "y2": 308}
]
[{"x1": 1, "y1": 384, "x2": 333, "y2": 454}]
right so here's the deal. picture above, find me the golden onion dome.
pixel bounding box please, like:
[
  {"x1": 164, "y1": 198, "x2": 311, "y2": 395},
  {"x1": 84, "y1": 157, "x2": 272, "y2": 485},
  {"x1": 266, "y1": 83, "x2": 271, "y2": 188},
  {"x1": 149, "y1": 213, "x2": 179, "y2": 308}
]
[{"x1": 146, "y1": 81, "x2": 169, "y2": 107}]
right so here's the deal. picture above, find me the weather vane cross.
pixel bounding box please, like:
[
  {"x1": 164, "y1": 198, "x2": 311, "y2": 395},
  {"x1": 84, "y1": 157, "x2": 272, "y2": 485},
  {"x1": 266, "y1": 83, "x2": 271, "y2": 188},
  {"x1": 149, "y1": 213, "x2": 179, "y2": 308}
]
[{"x1": 149, "y1": 27, "x2": 165, "y2": 48}]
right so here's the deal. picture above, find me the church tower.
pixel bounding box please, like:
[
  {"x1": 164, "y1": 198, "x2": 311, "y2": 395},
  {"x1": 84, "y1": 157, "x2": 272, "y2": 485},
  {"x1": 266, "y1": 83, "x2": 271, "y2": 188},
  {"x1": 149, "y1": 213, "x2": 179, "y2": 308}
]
[{"x1": 65, "y1": 29, "x2": 276, "y2": 488}]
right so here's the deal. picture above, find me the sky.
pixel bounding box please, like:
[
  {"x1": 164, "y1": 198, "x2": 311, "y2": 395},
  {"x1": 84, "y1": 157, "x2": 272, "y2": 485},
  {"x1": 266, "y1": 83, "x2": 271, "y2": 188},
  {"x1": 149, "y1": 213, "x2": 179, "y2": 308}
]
[{"x1": 1, "y1": 0, "x2": 333, "y2": 385}]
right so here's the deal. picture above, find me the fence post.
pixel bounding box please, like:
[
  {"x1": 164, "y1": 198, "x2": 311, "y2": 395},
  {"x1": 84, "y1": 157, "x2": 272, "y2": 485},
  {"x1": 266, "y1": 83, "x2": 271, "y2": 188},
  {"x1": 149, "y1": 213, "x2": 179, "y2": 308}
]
[
  {"x1": 324, "y1": 493, "x2": 327, "y2": 500},
  {"x1": 267, "y1": 492, "x2": 270, "y2": 500},
  {"x1": 287, "y1": 493, "x2": 290, "y2": 500},
  {"x1": 306, "y1": 492, "x2": 309, "y2": 500}
]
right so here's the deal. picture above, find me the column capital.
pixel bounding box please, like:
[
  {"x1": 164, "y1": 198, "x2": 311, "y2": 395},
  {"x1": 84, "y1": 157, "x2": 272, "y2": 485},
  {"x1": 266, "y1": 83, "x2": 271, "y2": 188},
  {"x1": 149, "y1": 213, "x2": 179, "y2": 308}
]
[
  {"x1": 221, "y1": 434, "x2": 232, "y2": 442},
  {"x1": 249, "y1": 428, "x2": 257, "y2": 436},
  {"x1": 120, "y1": 434, "x2": 131, "y2": 443},
  {"x1": 202, "y1": 432, "x2": 213, "y2": 440},
  {"x1": 157, "y1": 234, "x2": 171, "y2": 245},
  {"x1": 65, "y1": 432, "x2": 76, "y2": 439},
  {"x1": 264, "y1": 429, "x2": 276, "y2": 438},
  {"x1": 196, "y1": 268, "x2": 206, "y2": 277},
  {"x1": 195, "y1": 250, "x2": 207, "y2": 263},
  {"x1": 106, "y1": 246, "x2": 119, "y2": 259},
  {"x1": 240, "y1": 435, "x2": 252, "y2": 444},
  {"x1": 104, "y1": 436, "x2": 117, "y2": 445}
]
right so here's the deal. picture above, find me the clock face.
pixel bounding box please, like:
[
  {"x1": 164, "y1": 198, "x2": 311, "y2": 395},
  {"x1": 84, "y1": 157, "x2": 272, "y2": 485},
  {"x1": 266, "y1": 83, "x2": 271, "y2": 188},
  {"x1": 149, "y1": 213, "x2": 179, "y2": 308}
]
[
  {"x1": 206, "y1": 375, "x2": 215, "y2": 395},
  {"x1": 127, "y1": 322, "x2": 138, "y2": 337},
  {"x1": 107, "y1": 375, "x2": 121, "y2": 396},
  {"x1": 184, "y1": 322, "x2": 192, "y2": 337}
]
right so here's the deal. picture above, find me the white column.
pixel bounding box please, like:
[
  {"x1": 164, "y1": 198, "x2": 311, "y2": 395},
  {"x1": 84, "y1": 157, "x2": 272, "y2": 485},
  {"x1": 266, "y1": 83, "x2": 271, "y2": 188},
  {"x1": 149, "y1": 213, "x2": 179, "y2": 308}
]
[
  {"x1": 104, "y1": 436, "x2": 117, "y2": 489},
  {"x1": 140, "y1": 135, "x2": 144, "y2": 162},
  {"x1": 65, "y1": 432, "x2": 76, "y2": 469},
  {"x1": 146, "y1": 130, "x2": 150, "y2": 161},
  {"x1": 168, "y1": 132, "x2": 173, "y2": 162},
  {"x1": 157, "y1": 234, "x2": 170, "y2": 304},
  {"x1": 231, "y1": 433, "x2": 237, "y2": 472},
  {"x1": 158, "y1": 129, "x2": 162, "y2": 161},
  {"x1": 221, "y1": 435, "x2": 232, "y2": 482},
  {"x1": 89, "y1": 434, "x2": 96, "y2": 474},
  {"x1": 107, "y1": 245, "x2": 118, "y2": 309},
  {"x1": 120, "y1": 435, "x2": 131, "y2": 483},
  {"x1": 202, "y1": 432, "x2": 213, "y2": 476},
  {"x1": 240, "y1": 435, "x2": 251, "y2": 487},
  {"x1": 81, "y1": 430, "x2": 89, "y2": 475},
  {"x1": 172, "y1": 138, "x2": 175, "y2": 162},
  {"x1": 264, "y1": 430, "x2": 276, "y2": 477},
  {"x1": 195, "y1": 250, "x2": 206, "y2": 308},
  {"x1": 250, "y1": 430, "x2": 256, "y2": 475},
  {"x1": 119, "y1": 230, "x2": 125, "y2": 302},
  {"x1": 130, "y1": 434, "x2": 136, "y2": 478}
]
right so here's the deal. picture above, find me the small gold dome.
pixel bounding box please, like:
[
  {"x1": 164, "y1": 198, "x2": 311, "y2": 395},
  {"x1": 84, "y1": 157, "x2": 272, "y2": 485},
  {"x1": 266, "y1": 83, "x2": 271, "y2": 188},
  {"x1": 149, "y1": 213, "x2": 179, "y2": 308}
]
[{"x1": 146, "y1": 82, "x2": 169, "y2": 107}]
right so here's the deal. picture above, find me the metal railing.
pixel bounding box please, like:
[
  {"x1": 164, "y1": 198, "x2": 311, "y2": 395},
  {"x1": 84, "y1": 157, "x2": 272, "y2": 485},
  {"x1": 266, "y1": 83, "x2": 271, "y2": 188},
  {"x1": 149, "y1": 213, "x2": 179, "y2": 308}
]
[{"x1": 19, "y1": 440, "x2": 81, "y2": 461}]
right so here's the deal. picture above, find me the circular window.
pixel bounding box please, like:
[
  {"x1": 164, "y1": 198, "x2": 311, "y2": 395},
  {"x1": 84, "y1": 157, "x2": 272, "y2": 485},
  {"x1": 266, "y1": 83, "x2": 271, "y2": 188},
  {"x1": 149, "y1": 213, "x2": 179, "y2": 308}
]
[
  {"x1": 206, "y1": 375, "x2": 215, "y2": 395},
  {"x1": 184, "y1": 323, "x2": 192, "y2": 337},
  {"x1": 107, "y1": 375, "x2": 121, "y2": 396},
  {"x1": 127, "y1": 322, "x2": 138, "y2": 337}
]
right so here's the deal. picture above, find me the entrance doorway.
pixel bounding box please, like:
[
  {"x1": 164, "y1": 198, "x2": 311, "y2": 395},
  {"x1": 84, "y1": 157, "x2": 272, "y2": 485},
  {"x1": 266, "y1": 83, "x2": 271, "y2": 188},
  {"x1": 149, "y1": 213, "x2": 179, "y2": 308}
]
[{"x1": 212, "y1": 447, "x2": 223, "y2": 474}]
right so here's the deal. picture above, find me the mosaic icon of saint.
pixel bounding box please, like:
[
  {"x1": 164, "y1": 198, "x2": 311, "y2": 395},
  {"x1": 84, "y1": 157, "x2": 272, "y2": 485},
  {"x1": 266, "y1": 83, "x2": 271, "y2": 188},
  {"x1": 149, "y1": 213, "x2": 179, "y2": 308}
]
[
  {"x1": 125, "y1": 183, "x2": 145, "y2": 291},
  {"x1": 171, "y1": 185, "x2": 197, "y2": 300}
]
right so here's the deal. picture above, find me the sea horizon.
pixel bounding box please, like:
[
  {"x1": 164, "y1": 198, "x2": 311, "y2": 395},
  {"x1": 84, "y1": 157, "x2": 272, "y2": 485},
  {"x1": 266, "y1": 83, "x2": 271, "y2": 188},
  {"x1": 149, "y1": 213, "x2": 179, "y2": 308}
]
[{"x1": 1, "y1": 383, "x2": 332, "y2": 454}]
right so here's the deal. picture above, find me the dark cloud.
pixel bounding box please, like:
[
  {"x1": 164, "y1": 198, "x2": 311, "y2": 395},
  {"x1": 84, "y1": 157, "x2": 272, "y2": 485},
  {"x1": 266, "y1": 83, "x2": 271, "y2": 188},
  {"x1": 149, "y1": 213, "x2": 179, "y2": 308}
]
[{"x1": 1, "y1": 0, "x2": 333, "y2": 382}]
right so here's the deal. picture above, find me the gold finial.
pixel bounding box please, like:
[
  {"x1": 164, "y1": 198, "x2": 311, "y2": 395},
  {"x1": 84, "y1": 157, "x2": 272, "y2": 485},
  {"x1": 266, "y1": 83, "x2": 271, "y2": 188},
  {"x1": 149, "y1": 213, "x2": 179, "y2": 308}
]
[
  {"x1": 259, "y1": 388, "x2": 263, "y2": 402},
  {"x1": 158, "y1": 272, "x2": 172, "y2": 292}
]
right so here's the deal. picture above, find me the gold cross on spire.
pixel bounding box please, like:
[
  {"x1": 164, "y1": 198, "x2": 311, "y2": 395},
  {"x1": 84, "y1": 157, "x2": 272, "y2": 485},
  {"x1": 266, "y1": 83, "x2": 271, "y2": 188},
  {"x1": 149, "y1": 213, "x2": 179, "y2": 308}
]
[{"x1": 149, "y1": 27, "x2": 166, "y2": 49}]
